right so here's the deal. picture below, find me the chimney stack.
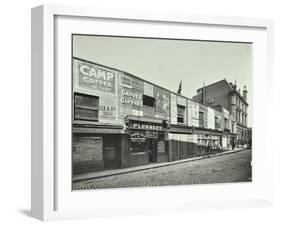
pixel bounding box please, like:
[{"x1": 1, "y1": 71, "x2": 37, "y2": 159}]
[
  {"x1": 233, "y1": 80, "x2": 237, "y2": 90},
  {"x1": 243, "y1": 85, "x2": 247, "y2": 100},
  {"x1": 202, "y1": 82, "x2": 206, "y2": 104}
]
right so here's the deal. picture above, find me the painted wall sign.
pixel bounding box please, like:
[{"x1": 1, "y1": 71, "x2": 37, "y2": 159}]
[
  {"x1": 170, "y1": 93, "x2": 177, "y2": 124},
  {"x1": 118, "y1": 73, "x2": 144, "y2": 119},
  {"x1": 72, "y1": 137, "x2": 103, "y2": 164},
  {"x1": 130, "y1": 132, "x2": 146, "y2": 143},
  {"x1": 154, "y1": 87, "x2": 170, "y2": 119},
  {"x1": 73, "y1": 59, "x2": 116, "y2": 93},
  {"x1": 99, "y1": 94, "x2": 117, "y2": 122},
  {"x1": 130, "y1": 121, "x2": 163, "y2": 130}
]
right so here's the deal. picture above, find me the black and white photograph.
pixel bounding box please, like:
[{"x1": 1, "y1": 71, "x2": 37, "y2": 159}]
[{"x1": 71, "y1": 34, "x2": 252, "y2": 190}]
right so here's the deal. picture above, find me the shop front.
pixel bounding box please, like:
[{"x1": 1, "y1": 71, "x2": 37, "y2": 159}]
[
  {"x1": 125, "y1": 116, "x2": 169, "y2": 167},
  {"x1": 72, "y1": 125, "x2": 124, "y2": 174}
]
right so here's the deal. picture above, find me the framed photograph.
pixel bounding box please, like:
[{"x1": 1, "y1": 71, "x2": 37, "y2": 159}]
[{"x1": 31, "y1": 4, "x2": 274, "y2": 221}]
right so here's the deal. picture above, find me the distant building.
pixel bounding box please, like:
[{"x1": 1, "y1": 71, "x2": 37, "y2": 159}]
[{"x1": 193, "y1": 79, "x2": 249, "y2": 146}]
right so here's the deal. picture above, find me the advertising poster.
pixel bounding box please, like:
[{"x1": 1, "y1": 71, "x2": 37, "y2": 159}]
[
  {"x1": 72, "y1": 137, "x2": 103, "y2": 164},
  {"x1": 170, "y1": 93, "x2": 177, "y2": 124},
  {"x1": 154, "y1": 87, "x2": 170, "y2": 119},
  {"x1": 118, "y1": 73, "x2": 144, "y2": 119},
  {"x1": 99, "y1": 94, "x2": 117, "y2": 123},
  {"x1": 208, "y1": 108, "x2": 215, "y2": 130},
  {"x1": 73, "y1": 59, "x2": 116, "y2": 94}
]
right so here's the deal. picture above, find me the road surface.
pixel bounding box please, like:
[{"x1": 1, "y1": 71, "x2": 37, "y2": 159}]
[{"x1": 73, "y1": 149, "x2": 252, "y2": 190}]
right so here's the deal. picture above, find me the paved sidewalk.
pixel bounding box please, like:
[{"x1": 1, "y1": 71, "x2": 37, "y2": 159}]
[{"x1": 73, "y1": 147, "x2": 248, "y2": 182}]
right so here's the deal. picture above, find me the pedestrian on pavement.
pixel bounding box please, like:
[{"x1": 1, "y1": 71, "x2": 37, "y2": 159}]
[
  {"x1": 232, "y1": 138, "x2": 235, "y2": 150},
  {"x1": 203, "y1": 135, "x2": 211, "y2": 159}
]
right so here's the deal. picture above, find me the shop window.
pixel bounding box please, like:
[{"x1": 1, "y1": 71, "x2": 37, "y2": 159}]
[
  {"x1": 74, "y1": 93, "x2": 99, "y2": 121},
  {"x1": 199, "y1": 111, "x2": 204, "y2": 128},
  {"x1": 143, "y1": 95, "x2": 155, "y2": 117},
  {"x1": 177, "y1": 105, "x2": 185, "y2": 123},
  {"x1": 130, "y1": 131, "x2": 146, "y2": 153}
]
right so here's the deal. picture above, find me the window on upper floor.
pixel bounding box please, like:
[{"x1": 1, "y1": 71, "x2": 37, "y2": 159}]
[
  {"x1": 74, "y1": 93, "x2": 99, "y2": 121},
  {"x1": 143, "y1": 95, "x2": 155, "y2": 117},
  {"x1": 199, "y1": 111, "x2": 204, "y2": 128},
  {"x1": 177, "y1": 105, "x2": 185, "y2": 123}
]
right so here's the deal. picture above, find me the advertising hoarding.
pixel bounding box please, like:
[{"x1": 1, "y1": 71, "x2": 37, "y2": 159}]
[
  {"x1": 154, "y1": 86, "x2": 170, "y2": 119},
  {"x1": 118, "y1": 73, "x2": 144, "y2": 119},
  {"x1": 99, "y1": 94, "x2": 117, "y2": 122},
  {"x1": 73, "y1": 59, "x2": 116, "y2": 94}
]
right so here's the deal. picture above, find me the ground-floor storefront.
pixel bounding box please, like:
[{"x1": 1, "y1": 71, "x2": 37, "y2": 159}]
[{"x1": 73, "y1": 121, "x2": 239, "y2": 175}]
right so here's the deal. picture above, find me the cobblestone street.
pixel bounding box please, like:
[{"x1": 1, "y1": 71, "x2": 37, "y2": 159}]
[{"x1": 73, "y1": 149, "x2": 252, "y2": 190}]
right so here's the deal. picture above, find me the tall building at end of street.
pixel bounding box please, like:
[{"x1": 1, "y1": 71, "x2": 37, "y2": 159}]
[{"x1": 193, "y1": 79, "x2": 249, "y2": 146}]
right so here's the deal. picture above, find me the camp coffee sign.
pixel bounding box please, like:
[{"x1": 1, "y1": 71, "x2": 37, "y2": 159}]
[{"x1": 74, "y1": 59, "x2": 116, "y2": 93}]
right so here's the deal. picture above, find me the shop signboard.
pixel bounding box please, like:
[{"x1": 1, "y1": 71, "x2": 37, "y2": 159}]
[
  {"x1": 99, "y1": 94, "x2": 117, "y2": 122},
  {"x1": 130, "y1": 132, "x2": 146, "y2": 143},
  {"x1": 130, "y1": 121, "x2": 163, "y2": 130},
  {"x1": 170, "y1": 93, "x2": 177, "y2": 124},
  {"x1": 73, "y1": 59, "x2": 116, "y2": 94},
  {"x1": 72, "y1": 137, "x2": 103, "y2": 164},
  {"x1": 146, "y1": 131, "x2": 158, "y2": 139},
  {"x1": 154, "y1": 87, "x2": 170, "y2": 119},
  {"x1": 118, "y1": 73, "x2": 144, "y2": 119}
]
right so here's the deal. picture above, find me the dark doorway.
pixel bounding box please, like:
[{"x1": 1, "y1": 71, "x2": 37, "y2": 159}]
[
  {"x1": 148, "y1": 138, "x2": 157, "y2": 163},
  {"x1": 103, "y1": 135, "x2": 122, "y2": 170}
]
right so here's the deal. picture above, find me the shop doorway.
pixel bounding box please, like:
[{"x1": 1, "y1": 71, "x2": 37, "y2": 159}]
[{"x1": 147, "y1": 138, "x2": 157, "y2": 163}]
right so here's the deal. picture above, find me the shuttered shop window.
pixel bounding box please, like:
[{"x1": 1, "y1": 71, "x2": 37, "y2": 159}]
[{"x1": 74, "y1": 93, "x2": 99, "y2": 121}]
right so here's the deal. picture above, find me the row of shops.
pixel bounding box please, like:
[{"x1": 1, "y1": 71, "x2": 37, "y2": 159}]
[{"x1": 72, "y1": 57, "x2": 238, "y2": 174}]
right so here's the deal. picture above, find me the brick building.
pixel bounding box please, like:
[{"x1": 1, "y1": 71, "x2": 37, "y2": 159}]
[{"x1": 193, "y1": 79, "x2": 249, "y2": 147}]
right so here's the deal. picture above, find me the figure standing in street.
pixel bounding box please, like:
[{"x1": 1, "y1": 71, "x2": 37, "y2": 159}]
[{"x1": 203, "y1": 135, "x2": 211, "y2": 159}]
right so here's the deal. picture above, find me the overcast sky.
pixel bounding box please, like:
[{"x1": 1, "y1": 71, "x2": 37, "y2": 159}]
[{"x1": 73, "y1": 35, "x2": 252, "y2": 126}]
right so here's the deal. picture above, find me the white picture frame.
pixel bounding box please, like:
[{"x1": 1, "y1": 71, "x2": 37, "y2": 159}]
[{"x1": 31, "y1": 4, "x2": 274, "y2": 221}]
